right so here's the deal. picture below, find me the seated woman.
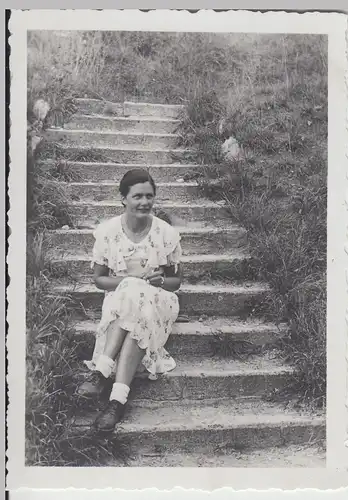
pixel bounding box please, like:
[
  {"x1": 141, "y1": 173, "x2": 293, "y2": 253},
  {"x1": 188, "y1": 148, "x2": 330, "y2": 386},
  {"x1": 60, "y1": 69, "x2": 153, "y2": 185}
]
[{"x1": 77, "y1": 168, "x2": 182, "y2": 433}]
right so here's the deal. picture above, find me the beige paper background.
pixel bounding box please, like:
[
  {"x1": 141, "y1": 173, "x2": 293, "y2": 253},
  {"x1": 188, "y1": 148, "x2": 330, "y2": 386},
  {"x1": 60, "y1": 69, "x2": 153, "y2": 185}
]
[{"x1": 6, "y1": 8, "x2": 348, "y2": 490}]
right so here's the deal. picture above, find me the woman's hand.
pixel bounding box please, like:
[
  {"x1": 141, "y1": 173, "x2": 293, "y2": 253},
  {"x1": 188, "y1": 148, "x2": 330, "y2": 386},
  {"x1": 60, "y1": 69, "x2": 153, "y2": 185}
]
[
  {"x1": 145, "y1": 270, "x2": 164, "y2": 287},
  {"x1": 144, "y1": 265, "x2": 182, "y2": 292}
]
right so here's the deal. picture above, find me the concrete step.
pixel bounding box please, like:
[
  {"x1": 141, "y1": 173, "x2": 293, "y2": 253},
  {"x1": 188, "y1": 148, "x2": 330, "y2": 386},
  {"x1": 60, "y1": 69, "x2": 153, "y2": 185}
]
[
  {"x1": 45, "y1": 128, "x2": 180, "y2": 149},
  {"x1": 73, "y1": 318, "x2": 286, "y2": 358},
  {"x1": 124, "y1": 101, "x2": 184, "y2": 119},
  {"x1": 73, "y1": 99, "x2": 184, "y2": 119},
  {"x1": 49, "y1": 253, "x2": 254, "y2": 283},
  {"x1": 65, "y1": 115, "x2": 180, "y2": 134},
  {"x1": 119, "y1": 445, "x2": 326, "y2": 467},
  {"x1": 75, "y1": 354, "x2": 294, "y2": 401},
  {"x1": 69, "y1": 201, "x2": 231, "y2": 227},
  {"x1": 46, "y1": 225, "x2": 248, "y2": 256},
  {"x1": 41, "y1": 145, "x2": 192, "y2": 165},
  {"x1": 73, "y1": 98, "x2": 124, "y2": 116},
  {"x1": 71, "y1": 399, "x2": 325, "y2": 456},
  {"x1": 55, "y1": 282, "x2": 270, "y2": 318},
  {"x1": 39, "y1": 161, "x2": 203, "y2": 182},
  {"x1": 65, "y1": 181, "x2": 200, "y2": 203}
]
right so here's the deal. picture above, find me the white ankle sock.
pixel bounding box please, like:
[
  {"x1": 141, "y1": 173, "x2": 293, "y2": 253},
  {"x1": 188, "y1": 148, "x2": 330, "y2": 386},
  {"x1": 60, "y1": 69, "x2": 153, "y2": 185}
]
[
  {"x1": 95, "y1": 354, "x2": 115, "y2": 379},
  {"x1": 109, "y1": 382, "x2": 130, "y2": 404}
]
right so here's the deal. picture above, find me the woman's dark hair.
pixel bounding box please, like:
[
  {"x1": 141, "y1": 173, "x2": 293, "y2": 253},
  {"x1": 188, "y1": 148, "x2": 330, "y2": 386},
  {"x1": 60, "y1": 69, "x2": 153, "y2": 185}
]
[{"x1": 119, "y1": 168, "x2": 156, "y2": 197}]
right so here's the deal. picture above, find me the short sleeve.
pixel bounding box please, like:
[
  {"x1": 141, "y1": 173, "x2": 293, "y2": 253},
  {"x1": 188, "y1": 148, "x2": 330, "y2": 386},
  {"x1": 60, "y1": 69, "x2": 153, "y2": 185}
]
[
  {"x1": 166, "y1": 241, "x2": 182, "y2": 272},
  {"x1": 162, "y1": 224, "x2": 182, "y2": 272},
  {"x1": 90, "y1": 223, "x2": 109, "y2": 269}
]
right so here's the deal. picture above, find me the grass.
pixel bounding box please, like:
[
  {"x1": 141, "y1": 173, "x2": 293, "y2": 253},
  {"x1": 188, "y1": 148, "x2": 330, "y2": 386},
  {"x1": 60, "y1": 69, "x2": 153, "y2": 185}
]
[
  {"x1": 27, "y1": 152, "x2": 74, "y2": 233},
  {"x1": 30, "y1": 32, "x2": 321, "y2": 109},
  {"x1": 26, "y1": 230, "x2": 76, "y2": 466},
  {"x1": 177, "y1": 35, "x2": 327, "y2": 407},
  {"x1": 25, "y1": 277, "x2": 77, "y2": 466}
]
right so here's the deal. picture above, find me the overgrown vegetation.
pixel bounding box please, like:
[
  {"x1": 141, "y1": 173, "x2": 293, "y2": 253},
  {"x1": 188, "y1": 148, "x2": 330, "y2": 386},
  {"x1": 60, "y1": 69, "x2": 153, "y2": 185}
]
[
  {"x1": 27, "y1": 154, "x2": 73, "y2": 233},
  {"x1": 26, "y1": 224, "x2": 77, "y2": 465},
  {"x1": 28, "y1": 31, "x2": 286, "y2": 106},
  {"x1": 178, "y1": 35, "x2": 327, "y2": 406}
]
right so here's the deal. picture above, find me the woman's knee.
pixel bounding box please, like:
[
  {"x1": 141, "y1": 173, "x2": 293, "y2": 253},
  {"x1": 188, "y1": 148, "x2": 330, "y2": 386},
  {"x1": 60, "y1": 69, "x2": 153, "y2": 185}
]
[
  {"x1": 106, "y1": 319, "x2": 126, "y2": 336},
  {"x1": 124, "y1": 332, "x2": 146, "y2": 352}
]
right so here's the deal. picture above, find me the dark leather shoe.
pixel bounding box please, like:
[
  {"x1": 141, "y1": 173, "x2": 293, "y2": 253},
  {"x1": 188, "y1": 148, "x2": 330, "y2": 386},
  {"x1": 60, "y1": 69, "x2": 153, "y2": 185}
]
[
  {"x1": 93, "y1": 400, "x2": 126, "y2": 433},
  {"x1": 77, "y1": 370, "x2": 108, "y2": 399}
]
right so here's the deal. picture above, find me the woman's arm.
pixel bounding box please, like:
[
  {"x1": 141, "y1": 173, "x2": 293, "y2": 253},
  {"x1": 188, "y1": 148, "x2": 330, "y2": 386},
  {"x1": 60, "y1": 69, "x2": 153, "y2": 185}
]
[
  {"x1": 163, "y1": 264, "x2": 182, "y2": 292},
  {"x1": 94, "y1": 263, "x2": 182, "y2": 292},
  {"x1": 146, "y1": 264, "x2": 182, "y2": 292},
  {"x1": 93, "y1": 264, "x2": 125, "y2": 291}
]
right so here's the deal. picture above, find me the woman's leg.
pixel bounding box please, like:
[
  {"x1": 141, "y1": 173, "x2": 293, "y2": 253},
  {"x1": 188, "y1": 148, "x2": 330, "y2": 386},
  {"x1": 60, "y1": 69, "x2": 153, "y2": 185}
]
[
  {"x1": 115, "y1": 333, "x2": 146, "y2": 386},
  {"x1": 93, "y1": 333, "x2": 145, "y2": 432},
  {"x1": 77, "y1": 320, "x2": 127, "y2": 397},
  {"x1": 103, "y1": 319, "x2": 128, "y2": 359},
  {"x1": 93, "y1": 319, "x2": 128, "y2": 377}
]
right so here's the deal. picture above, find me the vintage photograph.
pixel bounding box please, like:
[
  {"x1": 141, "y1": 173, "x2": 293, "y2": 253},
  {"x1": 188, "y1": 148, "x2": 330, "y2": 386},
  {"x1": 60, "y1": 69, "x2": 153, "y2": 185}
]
[
  {"x1": 24, "y1": 28, "x2": 328, "y2": 468},
  {"x1": 7, "y1": 6, "x2": 348, "y2": 491}
]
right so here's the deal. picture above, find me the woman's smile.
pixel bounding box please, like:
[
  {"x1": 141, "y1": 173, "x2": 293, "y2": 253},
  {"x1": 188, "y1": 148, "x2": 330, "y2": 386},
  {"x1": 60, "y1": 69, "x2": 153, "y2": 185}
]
[{"x1": 122, "y1": 181, "x2": 155, "y2": 217}]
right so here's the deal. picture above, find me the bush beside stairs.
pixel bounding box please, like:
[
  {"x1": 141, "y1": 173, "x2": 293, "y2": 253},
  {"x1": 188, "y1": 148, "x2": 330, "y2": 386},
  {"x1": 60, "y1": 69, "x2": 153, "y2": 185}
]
[{"x1": 44, "y1": 98, "x2": 325, "y2": 467}]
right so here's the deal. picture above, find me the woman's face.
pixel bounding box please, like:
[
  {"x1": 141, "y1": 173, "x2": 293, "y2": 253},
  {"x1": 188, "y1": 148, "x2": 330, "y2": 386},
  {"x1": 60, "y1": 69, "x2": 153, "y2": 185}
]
[{"x1": 123, "y1": 181, "x2": 155, "y2": 218}]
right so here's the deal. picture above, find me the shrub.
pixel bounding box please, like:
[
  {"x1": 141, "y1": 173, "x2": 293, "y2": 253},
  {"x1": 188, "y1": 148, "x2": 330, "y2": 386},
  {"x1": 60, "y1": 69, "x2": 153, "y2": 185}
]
[{"x1": 27, "y1": 153, "x2": 74, "y2": 232}]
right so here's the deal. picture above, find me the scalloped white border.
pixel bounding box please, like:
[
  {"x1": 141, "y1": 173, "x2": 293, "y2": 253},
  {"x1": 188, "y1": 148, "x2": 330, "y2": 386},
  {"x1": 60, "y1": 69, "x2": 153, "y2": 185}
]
[{"x1": 7, "y1": 9, "x2": 348, "y2": 490}]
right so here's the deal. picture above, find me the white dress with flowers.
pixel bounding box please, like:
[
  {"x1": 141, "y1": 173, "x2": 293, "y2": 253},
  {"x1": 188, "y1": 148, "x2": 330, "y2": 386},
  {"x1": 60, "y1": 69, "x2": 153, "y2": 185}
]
[{"x1": 85, "y1": 215, "x2": 182, "y2": 376}]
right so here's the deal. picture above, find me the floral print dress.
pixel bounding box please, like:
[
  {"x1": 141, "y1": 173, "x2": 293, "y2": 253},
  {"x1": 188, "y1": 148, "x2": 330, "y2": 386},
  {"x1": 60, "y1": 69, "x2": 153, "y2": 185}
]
[{"x1": 84, "y1": 215, "x2": 182, "y2": 376}]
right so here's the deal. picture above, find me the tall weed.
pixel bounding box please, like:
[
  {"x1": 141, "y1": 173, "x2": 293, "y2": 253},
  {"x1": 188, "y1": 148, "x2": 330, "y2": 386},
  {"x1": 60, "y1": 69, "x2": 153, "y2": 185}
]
[
  {"x1": 25, "y1": 249, "x2": 77, "y2": 466},
  {"x1": 27, "y1": 147, "x2": 74, "y2": 232}
]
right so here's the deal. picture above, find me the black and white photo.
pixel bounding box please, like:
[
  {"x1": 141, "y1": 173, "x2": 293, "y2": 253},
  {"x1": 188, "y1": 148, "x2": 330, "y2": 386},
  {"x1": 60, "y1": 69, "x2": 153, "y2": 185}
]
[{"x1": 7, "y1": 9, "x2": 348, "y2": 490}]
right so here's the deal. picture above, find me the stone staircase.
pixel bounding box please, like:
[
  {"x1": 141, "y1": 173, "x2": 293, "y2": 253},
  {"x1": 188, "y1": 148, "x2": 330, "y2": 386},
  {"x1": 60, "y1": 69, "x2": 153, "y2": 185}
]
[{"x1": 44, "y1": 98, "x2": 325, "y2": 467}]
